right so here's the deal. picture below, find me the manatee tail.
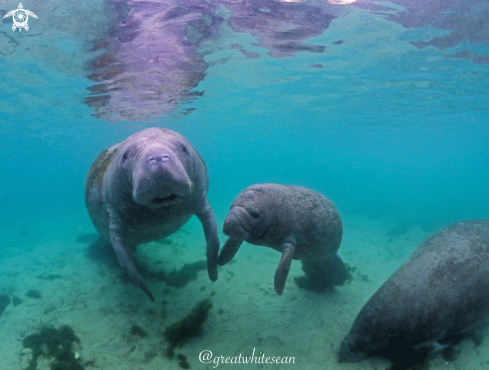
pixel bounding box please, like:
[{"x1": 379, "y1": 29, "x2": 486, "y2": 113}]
[{"x1": 296, "y1": 254, "x2": 348, "y2": 292}]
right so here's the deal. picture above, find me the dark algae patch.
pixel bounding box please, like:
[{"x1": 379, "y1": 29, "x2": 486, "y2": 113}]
[
  {"x1": 344, "y1": 262, "x2": 357, "y2": 284},
  {"x1": 37, "y1": 274, "x2": 62, "y2": 281},
  {"x1": 166, "y1": 261, "x2": 207, "y2": 288},
  {"x1": 25, "y1": 290, "x2": 42, "y2": 299},
  {"x1": 0, "y1": 293, "x2": 11, "y2": 316},
  {"x1": 138, "y1": 259, "x2": 207, "y2": 287},
  {"x1": 130, "y1": 325, "x2": 147, "y2": 337},
  {"x1": 22, "y1": 325, "x2": 83, "y2": 370},
  {"x1": 178, "y1": 360, "x2": 190, "y2": 369},
  {"x1": 177, "y1": 354, "x2": 190, "y2": 368},
  {"x1": 164, "y1": 298, "x2": 213, "y2": 349}
]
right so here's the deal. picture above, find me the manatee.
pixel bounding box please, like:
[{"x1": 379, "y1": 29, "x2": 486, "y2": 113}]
[
  {"x1": 85, "y1": 128, "x2": 219, "y2": 301},
  {"x1": 217, "y1": 183, "x2": 347, "y2": 295},
  {"x1": 340, "y1": 219, "x2": 489, "y2": 363}
]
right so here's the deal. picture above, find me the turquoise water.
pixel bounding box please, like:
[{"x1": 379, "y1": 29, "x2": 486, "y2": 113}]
[{"x1": 1, "y1": 1, "x2": 489, "y2": 369}]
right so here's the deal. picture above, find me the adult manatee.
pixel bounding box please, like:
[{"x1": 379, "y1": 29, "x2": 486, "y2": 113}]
[
  {"x1": 217, "y1": 183, "x2": 347, "y2": 295},
  {"x1": 85, "y1": 128, "x2": 219, "y2": 301},
  {"x1": 340, "y1": 219, "x2": 489, "y2": 363}
]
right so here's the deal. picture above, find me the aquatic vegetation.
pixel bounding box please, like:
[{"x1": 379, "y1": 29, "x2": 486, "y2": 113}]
[
  {"x1": 25, "y1": 290, "x2": 41, "y2": 299},
  {"x1": 344, "y1": 263, "x2": 357, "y2": 284},
  {"x1": 144, "y1": 351, "x2": 157, "y2": 362},
  {"x1": 177, "y1": 353, "x2": 190, "y2": 369},
  {"x1": 36, "y1": 274, "x2": 62, "y2": 281},
  {"x1": 142, "y1": 260, "x2": 207, "y2": 287},
  {"x1": 141, "y1": 262, "x2": 167, "y2": 282},
  {"x1": 166, "y1": 261, "x2": 207, "y2": 288},
  {"x1": 165, "y1": 347, "x2": 175, "y2": 359},
  {"x1": 164, "y1": 298, "x2": 213, "y2": 349},
  {"x1": 22, "y1": 325, "x2": 83, "y2": 370},
  {"x1": 359, "y1": 273, "x2": 370, "y2": 282},
  {"x1": 0, "y1": 293, "x2": 11, "y2": 316},
  {"x1": 130, "y1": 325, "x2": 147, "y2": 337},
  {"x1": 178, "y1": 360, "x2": 190, "y2": 368}
]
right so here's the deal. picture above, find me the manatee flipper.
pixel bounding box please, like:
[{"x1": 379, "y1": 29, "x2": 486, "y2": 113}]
[
  {"x1": 274, "y1": 236, "x2": 296, "y2": 296},
  {"x1": 301, "y1": 254, "x2": 348, "y2": 289},
  {"x1": 196, "y1": 200, "x2": 220, "y2": 282},
  {"x1": 217, "y1": 237, "x2": 243, "y2": 266},
  {"x1": 109, "y1": 211, "x2": 155, "y2": 301}
]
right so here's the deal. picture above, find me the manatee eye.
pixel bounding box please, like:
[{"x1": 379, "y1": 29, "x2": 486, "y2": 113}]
[
  {"x1": 122, "y1": 152, "x2": 128, "y2": 161},
  {"x1": 249, "y1": 211, "x2": 260, "y2": 219},
  {"x1": 181, "y1": 145, "x2": 188, "y2": 154}
]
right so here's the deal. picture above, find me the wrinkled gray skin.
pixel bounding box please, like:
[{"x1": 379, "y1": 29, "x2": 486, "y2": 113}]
[
  {"x1": 217, "y1": 183, "x2": 344, "y2": 295},
  {"x1": 85, "y1": 128, "x2": 219, "y2": 301},
  {"x1": 340, "y1": 220, "x2": 489, "y2": 362}
]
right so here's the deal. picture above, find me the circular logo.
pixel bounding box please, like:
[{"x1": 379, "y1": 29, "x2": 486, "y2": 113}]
[{"x1": 12, "y1": 9, "x2": 28, "y2": 29}]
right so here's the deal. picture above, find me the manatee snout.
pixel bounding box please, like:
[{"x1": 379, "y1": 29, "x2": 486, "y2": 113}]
[
  {"x1": 340, "y1": 333, "x2": 367, "y2": 362},
  {"x1": 132, "y1": 145, "x2": 191, "y2": 207},
  {"x1": 223, "y1": 211, "x2": 250, "y2": 240},
  {"x1": 218, "y1": 211, "x2": 249, "y2": 266}
]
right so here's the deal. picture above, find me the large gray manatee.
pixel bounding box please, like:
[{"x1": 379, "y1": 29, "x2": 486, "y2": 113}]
[
  {"x1": 340, "y1": 219, "x2": 489, "y2": 363},
  {"x1": 217, "y1": 183, "x2": 347, "y2": 295},
  {"x1": 85, "y1": 128, "x2": 219, "y2": 301}
]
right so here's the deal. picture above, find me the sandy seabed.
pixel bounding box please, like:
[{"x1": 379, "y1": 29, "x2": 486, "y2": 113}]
[{"x1": 1, "y1": 213, "x2": 488, "y2": 370}]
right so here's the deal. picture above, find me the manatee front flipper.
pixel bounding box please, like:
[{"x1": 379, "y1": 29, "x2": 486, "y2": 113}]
[
  {"x1": 196, "y1": 199, "x2": 220, "y2": 282},
  {"x1": 274, "y1": 235, "x2": 296, "y2": 296},
  {"x1": 217, "y1": 237, "x2": 243, "y2": 266},
  {"x1": 108, "y1": 211, "x2": 155, "y2": 301}
]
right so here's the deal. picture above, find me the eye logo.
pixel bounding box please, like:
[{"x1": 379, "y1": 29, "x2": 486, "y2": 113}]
[{"x1": 3, "y1": 3, "x2": 38, "y2": 32}]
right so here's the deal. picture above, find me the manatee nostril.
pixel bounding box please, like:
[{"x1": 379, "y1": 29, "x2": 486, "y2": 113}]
[{"x1": 148, "y1": 155, "x2": 170, "y2": 165}]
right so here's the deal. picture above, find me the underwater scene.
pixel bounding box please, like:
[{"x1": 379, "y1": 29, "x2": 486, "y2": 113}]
[{"x1": 1, "y1": 0, "x2": 489, "y2": 369}]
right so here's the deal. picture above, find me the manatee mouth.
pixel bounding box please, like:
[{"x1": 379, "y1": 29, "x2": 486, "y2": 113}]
[
  {"x1": 151, "y1": 194, "x2": 179, "y2": 204},
  {"x1": 223, "y1": 212, "x2": 250, "y2": 240},
  {"x1": 340, "y1": 335, "x2": 366, "y2": 362}
]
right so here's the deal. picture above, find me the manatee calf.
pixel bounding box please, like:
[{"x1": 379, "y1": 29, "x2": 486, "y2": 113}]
[
  {"x1": 85, "y1": 128, "x2": 219, "y2": 301},
  {"x1": 217, "y1": 183, "x2": 347, "y2": 295},
  {"x1": 340, "y1": 220, "x2": 489, "y2": 364}
]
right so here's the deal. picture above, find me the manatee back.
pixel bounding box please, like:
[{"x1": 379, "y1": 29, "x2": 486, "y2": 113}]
[
  {"x1": 84, "y1": 143, "x2": 121, "y2": 235},
  {"x1": 246, "y1": 183, "x2": 342, "y2": 257},
  {"x1": 345, "y1": 219, "x2": 489, "y2": 357},
  {"x1": 282, "y1": 184, "x2": 342, "y2": 249}
]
